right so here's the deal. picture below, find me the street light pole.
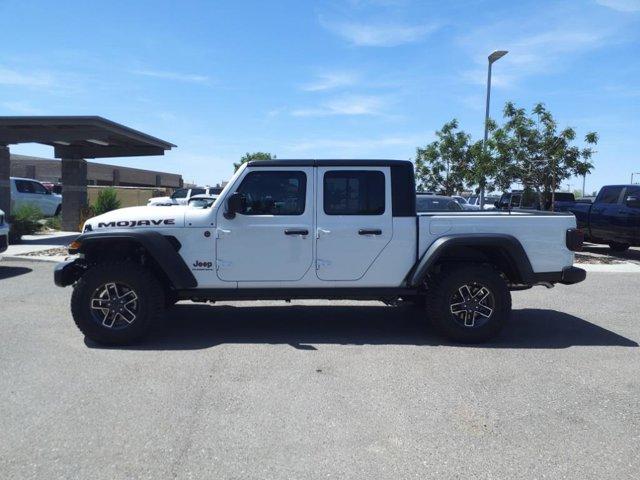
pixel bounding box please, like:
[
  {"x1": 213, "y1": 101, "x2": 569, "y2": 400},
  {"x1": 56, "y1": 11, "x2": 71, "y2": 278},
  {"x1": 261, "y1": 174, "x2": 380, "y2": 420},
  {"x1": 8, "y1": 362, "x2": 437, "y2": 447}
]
[{"x1": 480, "y1": 50, "x2": 508, "y2": 209}]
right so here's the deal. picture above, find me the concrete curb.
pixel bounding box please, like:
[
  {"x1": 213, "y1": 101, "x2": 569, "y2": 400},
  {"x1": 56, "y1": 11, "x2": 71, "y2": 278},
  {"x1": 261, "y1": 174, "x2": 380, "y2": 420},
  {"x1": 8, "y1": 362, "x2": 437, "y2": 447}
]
[
  {"x1": 580, "y1": 263, "x2": 640, "y2": 273},
  {"x1": 1, "y1": 255, "x2": 68, "y2": 264}
]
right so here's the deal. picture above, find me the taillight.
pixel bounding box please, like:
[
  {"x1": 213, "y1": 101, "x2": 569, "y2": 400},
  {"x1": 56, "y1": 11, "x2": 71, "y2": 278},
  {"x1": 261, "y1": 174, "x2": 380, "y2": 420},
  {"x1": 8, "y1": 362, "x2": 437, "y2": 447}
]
[{"x1": 566, "y1": 228, "x2": 584, "y2": 252}]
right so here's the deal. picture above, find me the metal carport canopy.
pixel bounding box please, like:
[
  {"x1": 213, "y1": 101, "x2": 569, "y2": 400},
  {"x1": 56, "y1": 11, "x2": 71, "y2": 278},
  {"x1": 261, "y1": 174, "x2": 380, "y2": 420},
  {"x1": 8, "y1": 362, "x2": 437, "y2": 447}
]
[
  {"x1": 0, "y1": 116, "x2": 176, "y2": 231},
  {"x1": 0, "y1": 116, "x2": 176, "y2": 158}
]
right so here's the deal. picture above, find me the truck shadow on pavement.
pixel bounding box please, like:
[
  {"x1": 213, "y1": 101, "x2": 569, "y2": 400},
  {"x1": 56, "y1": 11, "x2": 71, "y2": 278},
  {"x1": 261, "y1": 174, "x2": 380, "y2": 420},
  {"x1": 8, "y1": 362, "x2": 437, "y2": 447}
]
[
  {"x1": 86, "y1": 304, "x2": 638, "y2": 350},
  {"x1": 0, "y1": 265, "x2": 32, "y2": 280},
  {"x1": 583, "y1": 244, "x2": 640, "y2": 263}
]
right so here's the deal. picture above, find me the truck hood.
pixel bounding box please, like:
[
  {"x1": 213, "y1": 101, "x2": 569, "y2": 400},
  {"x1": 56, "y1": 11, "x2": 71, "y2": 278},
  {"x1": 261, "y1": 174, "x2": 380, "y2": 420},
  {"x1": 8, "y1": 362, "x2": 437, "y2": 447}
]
[
  {"x1": 148, "y1": 196, "x2": 172, "y2": 204},
  {"x1": 84, "y1": 205, "x2": 186, "y2": 231}
]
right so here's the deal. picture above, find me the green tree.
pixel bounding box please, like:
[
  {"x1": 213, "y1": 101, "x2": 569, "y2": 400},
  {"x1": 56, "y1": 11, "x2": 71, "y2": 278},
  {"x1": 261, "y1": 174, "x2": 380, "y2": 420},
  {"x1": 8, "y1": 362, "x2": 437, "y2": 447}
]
[
  {"x1": 464, "y1": 119, "x2": 508, "y2": 196},
  {"x1": 414, "y1": 120, "x2": 471, "y2": 195},
  {"x1": 492, "y1": 102, "x2": 598, "y2": 210},
  {"x1": 93, "y1": 188, "x2": 121, "y2": 216},
  {"x1": 234, "y1": 152, "x2": 276, "y2": 172}
]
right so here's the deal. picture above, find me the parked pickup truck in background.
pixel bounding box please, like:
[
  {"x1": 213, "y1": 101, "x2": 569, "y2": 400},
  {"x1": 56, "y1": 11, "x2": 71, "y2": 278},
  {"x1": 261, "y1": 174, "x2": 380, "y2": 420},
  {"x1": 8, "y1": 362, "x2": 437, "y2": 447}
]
[
  {"x1": 569, "y1": 184, "x2": 640, "y2": 252},
  {"x1": 10, "y1": 177, "x2": 62, "y2": 216},
  {"x1": 55, "y1": 159, "x2": 585, "y2": 346}
]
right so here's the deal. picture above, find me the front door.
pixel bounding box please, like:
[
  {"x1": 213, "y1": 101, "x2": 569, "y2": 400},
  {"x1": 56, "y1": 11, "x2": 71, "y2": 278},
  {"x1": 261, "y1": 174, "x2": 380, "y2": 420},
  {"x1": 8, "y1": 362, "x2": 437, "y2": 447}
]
[
  {"x1": 620, "y1": 186, "x2": 640, "y2": 244},
  {"x1": 315, "y1": 167, "x2": 392, "y2": 281},
  {"x1": 216, "y1": 167, "x2": 314, "y2": 282},
  {"x1": 590, "y1": 186, "x2": 625, "y2": 240}
]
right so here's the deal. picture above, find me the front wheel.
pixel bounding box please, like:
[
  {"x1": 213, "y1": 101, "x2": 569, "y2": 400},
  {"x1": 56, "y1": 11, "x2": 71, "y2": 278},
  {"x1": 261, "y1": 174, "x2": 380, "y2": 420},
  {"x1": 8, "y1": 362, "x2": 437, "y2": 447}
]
[
  {"x1": 71, "y1": 262, "x2": 165, "y2": 345},
  {"x1": 425, "y1": 264, "x2": 511, "y2": 343}
]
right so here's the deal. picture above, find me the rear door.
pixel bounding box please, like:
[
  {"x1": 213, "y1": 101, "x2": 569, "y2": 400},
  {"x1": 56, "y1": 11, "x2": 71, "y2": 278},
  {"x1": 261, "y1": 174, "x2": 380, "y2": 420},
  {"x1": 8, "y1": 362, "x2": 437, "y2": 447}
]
[{"x1": 315, "y1": 167, "x2": 392, "y2": 281}]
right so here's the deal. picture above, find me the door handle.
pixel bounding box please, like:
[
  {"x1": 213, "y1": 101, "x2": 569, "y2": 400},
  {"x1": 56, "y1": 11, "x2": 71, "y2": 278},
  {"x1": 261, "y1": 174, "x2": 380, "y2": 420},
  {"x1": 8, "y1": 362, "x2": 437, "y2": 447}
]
[
  {"x1": 358, "y1": 229, "x2": 382, "y2": 235},
  {"x1": 284, "y1": 229, "x2": 309, "y2": 236},
  {"x1": 316, "y1": 228, "x2": 331, "y2": 238}
]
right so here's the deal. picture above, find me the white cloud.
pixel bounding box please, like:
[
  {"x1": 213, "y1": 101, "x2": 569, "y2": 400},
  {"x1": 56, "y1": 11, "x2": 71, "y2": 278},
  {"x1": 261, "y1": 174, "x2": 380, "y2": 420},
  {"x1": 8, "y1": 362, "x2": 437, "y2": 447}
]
[
  {"x1": 595, "y1": 0, "x2": 640, "y2": 12},
  {"x1": 291, "y1": 94, "x2": 386, "y2": 117},
  {"x1": 320, "y1": 18, "x2": 437, "y2": 46},
  {"x1": 132, "y1": 69, "x2": 210, "y2": 84},
  {"x1": 0, "y1": 67, "x2": 53, "y2": 87},
  {"x1": 301, "y1": 71, "x2": 358, "y2": 91},
  {"x1": 459, "y1": 21, "x2": 616, "y2": 88},
  {"x1": 284, "y1": 133, "x2": 428, "y2": 153}
]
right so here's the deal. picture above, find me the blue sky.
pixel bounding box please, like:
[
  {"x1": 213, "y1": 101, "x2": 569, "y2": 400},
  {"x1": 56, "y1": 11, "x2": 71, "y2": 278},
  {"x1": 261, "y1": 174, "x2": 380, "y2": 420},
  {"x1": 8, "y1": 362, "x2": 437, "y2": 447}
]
[{"x1": 1, "y1": 0, "x2": 639, "y2": 193}]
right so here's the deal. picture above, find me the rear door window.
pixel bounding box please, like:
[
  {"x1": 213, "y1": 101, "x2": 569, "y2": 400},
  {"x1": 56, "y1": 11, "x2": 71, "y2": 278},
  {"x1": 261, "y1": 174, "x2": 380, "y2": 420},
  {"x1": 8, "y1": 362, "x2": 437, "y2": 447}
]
[
  {"x1": 323, "y1": 170, "x2": 385, "y2": 215},
  {"x1": 30, "y1": 181, "x2": 48, "y2": 194}
]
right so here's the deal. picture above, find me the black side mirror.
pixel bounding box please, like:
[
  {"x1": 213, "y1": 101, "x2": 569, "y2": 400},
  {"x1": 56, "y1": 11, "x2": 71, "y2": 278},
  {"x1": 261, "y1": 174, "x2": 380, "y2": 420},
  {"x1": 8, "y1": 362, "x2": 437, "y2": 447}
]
[
  {"x1": 625, "y1": 195, "x2": 640, "y2": 209},
  {"x1": 224, "y1": 192, "x2": 244, "y2": 219}
]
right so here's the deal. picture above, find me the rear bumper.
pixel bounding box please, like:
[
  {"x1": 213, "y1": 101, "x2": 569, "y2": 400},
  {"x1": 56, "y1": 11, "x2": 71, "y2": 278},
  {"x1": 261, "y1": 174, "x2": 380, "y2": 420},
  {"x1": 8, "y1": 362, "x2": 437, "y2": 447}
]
[
  {"x1": 532, "y1": 266, "x2": 586, "y2": 285},
  {"x1": 54, "y1": 258, "x2": 85, "y2": 287},
  {"x1": 560, "y1": 266, "x2": 586, "y2": 285},
  {"x1": 0, "y1": 231, "x2": 8, "y2": 253}
]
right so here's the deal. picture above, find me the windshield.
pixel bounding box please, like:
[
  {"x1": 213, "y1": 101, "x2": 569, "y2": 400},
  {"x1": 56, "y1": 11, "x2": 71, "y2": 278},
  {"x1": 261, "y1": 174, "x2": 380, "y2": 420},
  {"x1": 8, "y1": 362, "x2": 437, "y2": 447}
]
[{"x1": 416, "y1": 196, "x2": 463, "y2": 212}]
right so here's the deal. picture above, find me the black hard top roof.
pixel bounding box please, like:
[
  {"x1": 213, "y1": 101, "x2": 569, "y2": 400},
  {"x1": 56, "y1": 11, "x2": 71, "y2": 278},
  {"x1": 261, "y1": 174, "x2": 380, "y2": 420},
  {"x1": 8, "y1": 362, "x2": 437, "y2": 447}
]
[{"x1": 246, "y1": 159, "x2": 413, "y2": 168}]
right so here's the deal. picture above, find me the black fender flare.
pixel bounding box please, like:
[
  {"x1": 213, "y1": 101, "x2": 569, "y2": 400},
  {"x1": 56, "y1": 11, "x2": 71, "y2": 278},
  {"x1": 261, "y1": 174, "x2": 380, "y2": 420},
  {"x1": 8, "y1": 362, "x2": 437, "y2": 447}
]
[
  {"x1": 71, "y1": 230, "x2": 197, "y2": 289},
  {"x1": 407, "y1": 234, "x2": 535, "y2": 287}
]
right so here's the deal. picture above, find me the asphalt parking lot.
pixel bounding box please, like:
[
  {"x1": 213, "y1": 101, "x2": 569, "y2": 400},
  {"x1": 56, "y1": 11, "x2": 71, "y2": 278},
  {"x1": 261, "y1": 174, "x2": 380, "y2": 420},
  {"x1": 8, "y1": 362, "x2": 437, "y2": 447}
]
[{"x1": 1, "y1": 259, "x2": 638, "y2": 479}]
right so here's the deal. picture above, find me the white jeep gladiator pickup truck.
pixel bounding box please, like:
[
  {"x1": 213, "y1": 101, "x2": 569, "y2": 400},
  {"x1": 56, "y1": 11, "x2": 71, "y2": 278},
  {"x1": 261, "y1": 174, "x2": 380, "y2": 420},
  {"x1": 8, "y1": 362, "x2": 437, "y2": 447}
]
[{"x1": 55, "y1": 160, "x2": 585, "y2": 345}]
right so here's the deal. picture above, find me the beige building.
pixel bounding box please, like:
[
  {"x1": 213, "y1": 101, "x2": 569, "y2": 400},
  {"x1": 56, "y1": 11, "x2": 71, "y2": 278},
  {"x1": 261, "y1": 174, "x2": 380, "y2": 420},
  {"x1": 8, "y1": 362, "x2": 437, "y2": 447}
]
[{"x1": 10, "y1": 154, "x2": 182, "y2": 189}]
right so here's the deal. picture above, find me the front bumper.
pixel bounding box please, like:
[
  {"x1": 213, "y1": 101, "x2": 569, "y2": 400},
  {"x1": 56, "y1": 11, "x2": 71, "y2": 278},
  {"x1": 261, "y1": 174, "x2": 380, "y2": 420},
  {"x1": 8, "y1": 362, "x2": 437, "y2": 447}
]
[{"x1": 54, "y1": 258, "x2": 85, "y2": 287}]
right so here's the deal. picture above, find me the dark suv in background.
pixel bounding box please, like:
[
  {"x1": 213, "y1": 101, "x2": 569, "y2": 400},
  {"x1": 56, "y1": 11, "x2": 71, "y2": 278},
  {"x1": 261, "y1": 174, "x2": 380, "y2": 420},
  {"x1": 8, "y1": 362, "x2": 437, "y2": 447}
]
[{"x1": 495, "y1": 190, "x2": 575, "y2": 211}]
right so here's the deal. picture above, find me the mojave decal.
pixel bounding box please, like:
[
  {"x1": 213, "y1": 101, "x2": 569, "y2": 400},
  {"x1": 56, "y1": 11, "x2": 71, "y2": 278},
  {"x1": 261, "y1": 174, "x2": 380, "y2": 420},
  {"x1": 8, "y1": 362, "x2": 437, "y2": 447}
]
[{"x1": 97, "y1": 219, "x2": 176, "y2": 228}]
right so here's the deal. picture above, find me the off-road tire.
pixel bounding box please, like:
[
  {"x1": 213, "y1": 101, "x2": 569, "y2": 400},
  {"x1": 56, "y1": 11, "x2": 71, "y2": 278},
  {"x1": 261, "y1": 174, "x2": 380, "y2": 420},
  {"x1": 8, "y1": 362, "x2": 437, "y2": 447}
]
[
  {"x1": 425, "y1": 264, "x2": 511, "y2": 343},
  {"x1": 609, "y1": 242, "x2": 630, "y2": 253},
  {"x1": 71, "y1": 262, "x2": 165, "y2": 345}
]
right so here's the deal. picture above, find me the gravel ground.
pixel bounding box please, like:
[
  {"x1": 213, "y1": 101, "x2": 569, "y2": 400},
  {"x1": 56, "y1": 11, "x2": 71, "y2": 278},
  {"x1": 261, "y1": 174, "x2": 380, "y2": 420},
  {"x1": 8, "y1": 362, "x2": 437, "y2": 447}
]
[{"x1": 0, "y1": 259, "x2": 638, "y2": 480}]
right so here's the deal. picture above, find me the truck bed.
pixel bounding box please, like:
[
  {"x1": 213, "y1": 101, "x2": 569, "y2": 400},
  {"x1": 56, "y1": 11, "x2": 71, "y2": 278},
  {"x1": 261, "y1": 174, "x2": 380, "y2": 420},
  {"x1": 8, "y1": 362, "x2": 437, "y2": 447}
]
[{"x1": 417, "y1": 210, "x2": 576, "y2": 273}]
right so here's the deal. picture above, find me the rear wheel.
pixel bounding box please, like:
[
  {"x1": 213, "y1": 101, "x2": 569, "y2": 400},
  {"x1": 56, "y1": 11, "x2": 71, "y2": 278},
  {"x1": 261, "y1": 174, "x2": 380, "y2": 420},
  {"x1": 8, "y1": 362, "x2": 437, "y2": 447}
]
[
  {"x1": 425, "y1": 264, "x2": 511, "y2": 343},
  {"x1": 609, "y1": 242, "x2": 630, "y2": 252},
  {"x1": 71, "y1": 262, "x2": 164, "y2": 345}
]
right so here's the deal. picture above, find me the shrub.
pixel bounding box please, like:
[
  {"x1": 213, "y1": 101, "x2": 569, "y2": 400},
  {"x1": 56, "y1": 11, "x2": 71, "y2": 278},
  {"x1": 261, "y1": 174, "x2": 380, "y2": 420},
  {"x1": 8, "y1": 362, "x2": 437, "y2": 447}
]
[
  {"x1": 9, "y1": 204, "x2": 43, "y2": 244},
  {"x1": 44, "y1": 215, "x2": 62, "y2": 231},
  {"x1": 93, "y1": 188, "x2": 121, "y2": 216}
]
